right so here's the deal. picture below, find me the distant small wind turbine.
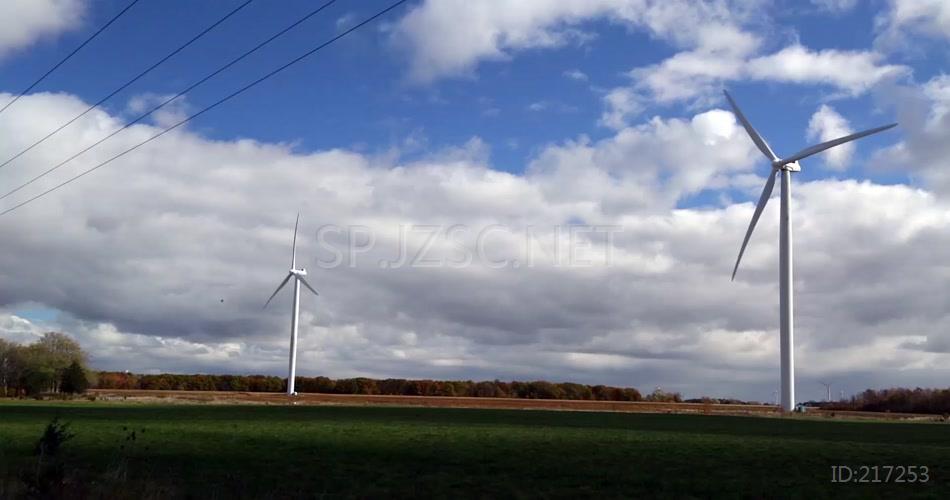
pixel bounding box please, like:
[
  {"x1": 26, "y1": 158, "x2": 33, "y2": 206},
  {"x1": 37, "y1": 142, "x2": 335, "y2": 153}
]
[
  {"x1": 725, "y1": 90, "x2": 897, "y2": 412},
  {"x1": 264, "y1": 214, "x2": 319, "y2": 396},
  {"x1": 820, "y1": 381, "x2": 832, "y2": 402}
]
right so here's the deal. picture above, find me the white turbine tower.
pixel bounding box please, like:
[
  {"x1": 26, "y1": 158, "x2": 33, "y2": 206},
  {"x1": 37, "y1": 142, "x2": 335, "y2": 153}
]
[
  {"x1": 264, "y1": 214, "x2": 319, "y2": 396},
  {"x1": 725, "y1": 90, "x2": 896, "y2": 412}
]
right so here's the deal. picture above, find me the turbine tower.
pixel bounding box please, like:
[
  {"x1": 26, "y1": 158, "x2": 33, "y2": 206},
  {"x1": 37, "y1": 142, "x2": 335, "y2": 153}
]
[
  {"x1": 264, "y1": 214, "x2": 319, "y2": 396},
  {"x1": 725, "y1": 90, "x2": 896, "y2": 412}
]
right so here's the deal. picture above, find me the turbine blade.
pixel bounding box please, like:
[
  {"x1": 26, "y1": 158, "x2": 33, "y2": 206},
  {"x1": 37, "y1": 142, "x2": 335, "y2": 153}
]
[
  {"x1": 298, "y1": 276, "x2": 319, "y2": 296},
  {"x1": 781, "y1": 123, "x2": 897, "y2": 165},
  {"x1": 732, "y1": 171, "x2": 777, "y2": 281},
  {"x1": 723, "y1": 90, "x2": 778, "y2": 161},
  {"x1": 263, "y1": 273, "x2": 293, "y2": 309},
  {"x1": 291, "y1": 213, "x2": 299, "y2": 269}
]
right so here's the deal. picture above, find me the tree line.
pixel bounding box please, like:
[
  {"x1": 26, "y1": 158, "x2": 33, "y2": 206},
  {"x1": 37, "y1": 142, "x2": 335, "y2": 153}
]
[
  {"x1": 825, "y1": 388, "x2": 950, "y2": 415},
  {"x1": 6, "y1": 333, "x2": 950, "y2": 414},
  {"x1": 95, "y1": 371, "x2": 657, "y2": 401},
  {"x1": 0, "y1": 333, "x2": 91, "y2": 396}
]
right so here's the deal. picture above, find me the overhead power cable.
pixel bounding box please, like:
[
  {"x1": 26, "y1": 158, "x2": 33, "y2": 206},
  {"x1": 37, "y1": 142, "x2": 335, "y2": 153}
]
[
  {"x1": 0, "y1": 0, "x2": 255, "y2": 172},
  {"x1": 0, "y1": 0, "x2": 142, "y2": 117},
  {"x1": 0, "y1": 0, "x2": 339, "y2": 203},
  {"x1": 0, "y1": 0, "x2": 410, "y2": 218}
]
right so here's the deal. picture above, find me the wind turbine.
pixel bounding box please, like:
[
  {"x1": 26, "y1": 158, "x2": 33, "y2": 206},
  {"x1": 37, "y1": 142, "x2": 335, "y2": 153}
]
[
  {"x1": 264, "y1": 214, "x2": 319, "y2": 396},
  {"x1": 725, "y1": 90, "x2": 896, "y2": 412},
  {"x1": 820, "y1": 381, "x2": 832, "y2": 402}
]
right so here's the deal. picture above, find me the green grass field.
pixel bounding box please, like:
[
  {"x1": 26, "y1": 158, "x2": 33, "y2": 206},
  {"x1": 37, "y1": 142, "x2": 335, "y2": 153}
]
[{"x1": 0, "y1": 401, "x2": 947, "y2": 499}]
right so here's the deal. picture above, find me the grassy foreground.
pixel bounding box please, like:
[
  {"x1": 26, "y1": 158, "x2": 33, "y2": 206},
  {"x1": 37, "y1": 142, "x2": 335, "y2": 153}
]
[{"x1": 0, "y1": 401, "x2": 947, "y2": 499}]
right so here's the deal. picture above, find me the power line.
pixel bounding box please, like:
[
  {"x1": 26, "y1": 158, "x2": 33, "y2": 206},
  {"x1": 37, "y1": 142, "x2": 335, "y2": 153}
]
[
  {"x1": 0, "y1": 0, "x2": 410, "y2": 218},
  {"x1": 0, "y1": 0, "x2": 142, "y2": 117},
  {"x1": 0, "y1": 0, "x2": 339, "y2": 203},
  {"x1": 0, "y1": 0, "x2": 255, "y2": 172}
]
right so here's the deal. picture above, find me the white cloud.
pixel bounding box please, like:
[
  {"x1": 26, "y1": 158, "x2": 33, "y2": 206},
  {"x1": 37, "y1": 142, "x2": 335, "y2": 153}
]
[
  {"x1": 0, "y1": 0, "x2": 85, "y2": 59},
  {"x1": 536, "y1": 108, "x2": 757, "y2": 211},
  {"x1": 126, "y1": 93, "x2": 191, "y2": 129},
  {"x1": 810, "y1": 0, "x2": 858, "y2": 13},
  {"x1": 388, "y1": 0, "x2": 909, "y2": 139},
  {"x1": 527, "y1": 101, "x2": 548, "y2": 112},
  {"x1": 617, "y1": 40, "x2": 907, "y2": 120},
  {"x1": 0, "y1": 314, "x2": 44, "y2": 344},
  {"x1": 335, "y1": 12, "x2": 357, "y2": 30},
  {"x1": 876, "y1": 0, "x2": 950, "y2": 47},
  {"x1": 604, "y1": 25, "x2": 909, "y2": 127},
  {"x1": 526, "y1": 100, "x2": 578, "y2": 114},
  {"x1": 872, "y1": 75, "x2": 950, "y2": 193},
  {"x1": 390, "y1": 0, "x2": 609, "y2": 82},
  {"x1": 0, "y1": 91, "x2": 947, "y2": 401},
  {"x1": 806, "y1": 104, "x2": 854, "y2": 170},
  {"x1": 745, "y1": 45, "x2": 909, "y2": 96},
  {"x1": 599, "y1": 87, "x2": 642, "y2": 129},
  {"x1": 622, "y1": 24, "x2": 758, "y2": 107},
  {"x1": 922, "y1": 75, "x2": 950, "y2": 125},
  {"x1": 563, "y1": 69, "x2": 588, "y2": 82},
  {"x1": 390, "y1": 0, "x2": 758, "y2": 83}
]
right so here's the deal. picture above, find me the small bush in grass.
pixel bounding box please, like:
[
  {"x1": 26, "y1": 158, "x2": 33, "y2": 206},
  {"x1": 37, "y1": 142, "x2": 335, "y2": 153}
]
[
  {"x1": 34, "y1": 417, "x2": 74, "y2": 457},
  {"x1": 21, "y1": 417, "x2": 75, "y2": 497}
]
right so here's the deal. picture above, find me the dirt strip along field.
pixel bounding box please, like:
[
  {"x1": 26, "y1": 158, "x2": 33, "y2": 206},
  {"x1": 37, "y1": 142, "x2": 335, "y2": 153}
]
[{"x1": 85, "y1": 389, "x2": 942, "y2": 421}]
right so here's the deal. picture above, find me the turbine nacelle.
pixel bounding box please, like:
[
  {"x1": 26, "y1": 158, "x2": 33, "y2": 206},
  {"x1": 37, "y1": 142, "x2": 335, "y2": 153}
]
[
  {"x1": 263, "y1": 215, "x2": 319, "y2": 310},
  {"x1": 773, "y1": 160, "x2": 801, "y2": 172}
]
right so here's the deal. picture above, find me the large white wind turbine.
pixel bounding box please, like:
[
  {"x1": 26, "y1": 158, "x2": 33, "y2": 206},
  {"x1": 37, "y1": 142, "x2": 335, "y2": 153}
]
[
  {"x1": 264, "y1": 214, "x2": 319, "y2": 396},
  {"x1": 725, "y1": 90, "x2": 896, "y2": 412}
]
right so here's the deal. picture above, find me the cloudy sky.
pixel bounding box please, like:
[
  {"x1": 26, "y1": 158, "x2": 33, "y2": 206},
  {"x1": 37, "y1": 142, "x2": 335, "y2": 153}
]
[{"x1": 1, "y1": 0, "x2": 948, "y2": 402}]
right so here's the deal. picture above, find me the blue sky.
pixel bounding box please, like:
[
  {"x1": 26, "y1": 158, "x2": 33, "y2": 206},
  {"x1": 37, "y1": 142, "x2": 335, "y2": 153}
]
[
  {"x1": 1, "y1": 0, "x2": 949, "y2": 401},
  {"x1": 0, "y1": 0, "x2": 919, "y2": 179}
]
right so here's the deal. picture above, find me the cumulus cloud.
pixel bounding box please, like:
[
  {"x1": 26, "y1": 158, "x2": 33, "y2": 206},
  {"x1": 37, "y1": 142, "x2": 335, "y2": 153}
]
[
  {"x1": 876, "y1": 0, "x2": 950, "y2": 48},
  {"x1": 745, "y1": 45, "x2": 908, "y2": 95},
  {"x1": 386, "y1": 0, "x2": 908, "y2": 131},
  {"x1": 620, "y1": 24, "x2": 758, "y2": 111},
  {"x1": 607, "y1": 37, "x2": 908, "y2": 127},
  {"x1": 0, "y1": 313, "x2": 44, "y2": 344},
  {"x1": 390, "y1": 0, "x2": 759, "y2": 83},
  {"x1": 126, "y1": 93, "x2": 191, "y2": 129},
  {"x1": 0, "y1": 90, "x2": 944, "y2": 401},
  {"x1": 872, "y1": 75, "x2": 950, "y2": 193},
  {"x1": 599, "y1": 87, "x2": 642, "y2": 129},
  {"x1": 535, "y1": 108, "x2": 758, "y2": 212},
  {"x1": 806, "y1": 104, "x2": 854, "y2": 170},
  {"x1": 0, "y1": 0, "x2": 85, "y2": 59},
  {"x1": 390, "y1": 0, "x2": 608, "y2": 82},
  {"x1": 602, "y1": 17, "x2": 910, "y2": 127}
]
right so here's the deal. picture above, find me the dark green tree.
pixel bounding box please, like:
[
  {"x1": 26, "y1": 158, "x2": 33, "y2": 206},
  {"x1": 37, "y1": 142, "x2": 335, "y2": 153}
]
[
  {"x1": 0, "y1": 338, "x2": 23, "y2": 396},
  {"x1": 60, "y1": 361, "x2": 90, "y2": 394},
  {"x1": 22, "y1": 365, "x2": 57, "y2": 396}
]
